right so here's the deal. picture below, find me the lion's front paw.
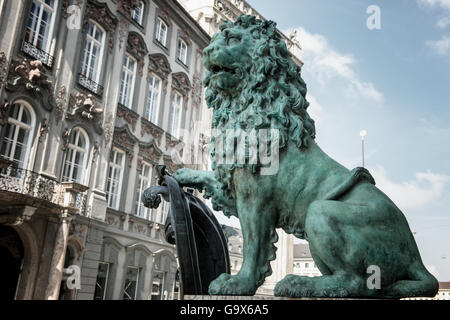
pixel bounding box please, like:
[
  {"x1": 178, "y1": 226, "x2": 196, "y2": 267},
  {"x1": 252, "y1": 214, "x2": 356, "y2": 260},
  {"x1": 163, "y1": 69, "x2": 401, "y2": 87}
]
[{"x1": 208, "y1": 273, "x2": 257, "y2": 296}]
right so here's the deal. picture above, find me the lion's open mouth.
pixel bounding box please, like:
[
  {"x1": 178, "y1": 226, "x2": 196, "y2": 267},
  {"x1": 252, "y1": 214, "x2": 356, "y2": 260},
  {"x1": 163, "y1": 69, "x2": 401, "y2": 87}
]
[{"x1": 210, "y1": 64, "x2": 235, "y2": 74}]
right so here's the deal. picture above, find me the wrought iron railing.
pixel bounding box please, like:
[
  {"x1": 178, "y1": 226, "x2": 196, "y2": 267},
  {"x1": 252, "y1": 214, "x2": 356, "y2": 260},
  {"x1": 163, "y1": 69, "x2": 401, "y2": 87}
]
[
  {"x1": 21, "y1": 40, "x2": 54, "y2": 67},
  {"x1": 78, "y1": 73, "x2": 104, "y2": 96},
  {"x1": 75, "y1": 190, "x2": 91, "y2": 216},
  {"x1": 0, "y1": 166, "x2": 90, "y2": 215},
  {"x1": 0, "y1": 166, "x2": 61, "y2": 203}
]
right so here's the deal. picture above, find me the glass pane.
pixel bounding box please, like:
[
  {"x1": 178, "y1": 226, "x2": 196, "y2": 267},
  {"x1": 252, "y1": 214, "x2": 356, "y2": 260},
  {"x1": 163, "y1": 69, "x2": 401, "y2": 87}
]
[
  {"x1": 123, "y1": 267, "x2": 139, "y2": 300},
  {"x1": 94, "y1": 263, "x2": 109, "y2": 300}
]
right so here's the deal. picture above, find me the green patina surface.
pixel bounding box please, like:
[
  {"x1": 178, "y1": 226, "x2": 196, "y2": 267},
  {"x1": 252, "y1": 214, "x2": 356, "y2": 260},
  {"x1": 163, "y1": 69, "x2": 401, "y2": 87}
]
[{"x1": 173, "y1": 15, "x2": 438, "y2": 298}]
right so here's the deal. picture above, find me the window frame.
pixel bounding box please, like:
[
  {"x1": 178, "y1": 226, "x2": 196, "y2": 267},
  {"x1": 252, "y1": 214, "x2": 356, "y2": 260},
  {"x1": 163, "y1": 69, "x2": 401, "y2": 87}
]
[
  {"x1": 93, "y1": 262, "x2": 110, "y2": 300},
  {"x1": 134, "y1": 161, "x2": 153, "y2": 219},
  {"x1": 122, "y1": 266, "x2": 140, "y2": 300},
  {"x1": 118, "y1": 53, "x2": 137, "y2": 109},
  {"x1": 0, "y1": 101, "x2": 36, "y2": 170},
  {"x1": 145, "y1": 73, "x2": 162, "y2": 124},
  {"x1": 131, "y1": 1, "x2": 145, "y2": 25},
  {"x1": 25, "y1": 0, "x2": 58, "y2": 54},
  {"x1": 155, "y1": 17, "x2": 168, "y2": 47},
  {"x1": 168, "y1": 91, "x2": 183, "y2": 138},
  {"x1": 106, "y1": 148, "x2": 126, "y2": 210},
  {"x1": 177, "y1": 38, "x2": 188, "y2": 65},
  {"x1": 62, "y1": 127, "x2": 90, "y2": 185},
  {"x1": 80, "y1": 20, "x2": 106, "y2": 84}
]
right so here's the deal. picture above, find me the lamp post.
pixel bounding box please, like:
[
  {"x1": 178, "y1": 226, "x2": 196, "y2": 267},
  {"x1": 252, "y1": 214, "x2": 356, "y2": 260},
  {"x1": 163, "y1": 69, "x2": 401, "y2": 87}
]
[{"x1": 360, "y1": 130, "x2": 367, "y2": 168}]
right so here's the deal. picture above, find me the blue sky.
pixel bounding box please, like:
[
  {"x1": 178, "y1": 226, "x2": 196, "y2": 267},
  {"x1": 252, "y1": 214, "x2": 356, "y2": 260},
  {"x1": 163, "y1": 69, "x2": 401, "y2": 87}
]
[{"x1": 239, "y1": 0, "x2": 450, "y2": 280}]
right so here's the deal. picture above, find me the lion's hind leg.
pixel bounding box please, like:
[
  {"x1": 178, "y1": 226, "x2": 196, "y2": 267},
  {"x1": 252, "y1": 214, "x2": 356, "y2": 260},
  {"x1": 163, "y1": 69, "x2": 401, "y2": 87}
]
[{"x1": 383, "y1": 261, "x2": 438, "y2": 298}]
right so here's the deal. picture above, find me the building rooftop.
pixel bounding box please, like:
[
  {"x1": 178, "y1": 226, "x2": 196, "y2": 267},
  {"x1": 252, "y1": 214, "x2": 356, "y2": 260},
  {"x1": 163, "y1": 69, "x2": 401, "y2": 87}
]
[
  {"x1": 439, "y1": 282, "x2": 450, "y2": 290},
  {"x1": 294, "y1": 243, "x2": 312, "y2": 259}
]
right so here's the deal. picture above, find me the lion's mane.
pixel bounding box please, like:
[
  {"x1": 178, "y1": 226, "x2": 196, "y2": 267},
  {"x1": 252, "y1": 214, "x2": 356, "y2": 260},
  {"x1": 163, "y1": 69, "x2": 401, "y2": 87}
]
[{"x1": 203, "y1": 15, "x2": 316, "y2": 212}]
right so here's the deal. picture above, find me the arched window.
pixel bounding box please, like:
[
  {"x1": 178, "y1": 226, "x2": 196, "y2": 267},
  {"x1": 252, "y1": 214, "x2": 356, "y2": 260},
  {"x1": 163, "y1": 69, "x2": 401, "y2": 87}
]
[
  {"x1": 0, "y1": 102, "x2": 36, "y2": 169},
  {"x1": 62, "y1": 128, "x2": 89, "y2": 184}
]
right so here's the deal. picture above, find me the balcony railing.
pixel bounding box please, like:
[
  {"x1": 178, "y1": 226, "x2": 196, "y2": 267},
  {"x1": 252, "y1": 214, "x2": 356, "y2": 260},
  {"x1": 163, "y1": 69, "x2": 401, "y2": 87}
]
[
  {"x1": 0, "y1": 166, "x2": 90, "y2": 214},
  {"x1": 0, "y1": 166, "x2": 62, "y2": 203},
  {"x1": 21, "y1": 40, "x2": 54, "y2": 67},
  {"x1": 78, "y1": 73, "x2": 104, "y2": 96}
]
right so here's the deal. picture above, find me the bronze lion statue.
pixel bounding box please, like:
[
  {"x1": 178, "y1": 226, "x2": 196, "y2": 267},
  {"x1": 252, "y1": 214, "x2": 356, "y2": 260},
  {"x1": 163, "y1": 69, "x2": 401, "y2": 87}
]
[{"x1": 173, "y1": 15, "x2": 438, "y2": 298}]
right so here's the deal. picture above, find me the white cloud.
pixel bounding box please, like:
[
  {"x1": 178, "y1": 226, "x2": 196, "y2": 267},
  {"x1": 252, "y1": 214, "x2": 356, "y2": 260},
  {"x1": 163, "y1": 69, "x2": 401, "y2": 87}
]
[
  {"x1": 370, "y1": 165, "x2": 449, "y2": 211},
  {"x1": 418, "y1": 0, "x2": 450, "y2": 10},
  {"x1": 305, "y1": 94, "x2": 324, "y2": 124},
  {"x1": 436, "y1": 16, "x2": 450, "y2": 28},
  {"x1": 426, "y1": 36, "x2": 450, "y2": 55},
  {"x1": 285, "y1": 27, "x2": 384, "y2": 102},
  {"x1": 426, "y1": 265, "x2": 440, "y2": 279}
]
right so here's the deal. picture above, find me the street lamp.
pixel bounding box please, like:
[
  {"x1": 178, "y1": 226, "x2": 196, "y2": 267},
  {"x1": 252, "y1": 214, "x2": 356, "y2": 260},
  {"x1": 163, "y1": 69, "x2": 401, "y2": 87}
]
[{"x1": 360, "y1": 130, "x2": 367, "y2": 168}]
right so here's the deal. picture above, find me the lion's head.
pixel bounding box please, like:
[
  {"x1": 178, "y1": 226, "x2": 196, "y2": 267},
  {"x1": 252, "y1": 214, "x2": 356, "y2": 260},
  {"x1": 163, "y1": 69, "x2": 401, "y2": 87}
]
[{"x1": 203, "y1": 15, "x2": 315, "y2": 153}]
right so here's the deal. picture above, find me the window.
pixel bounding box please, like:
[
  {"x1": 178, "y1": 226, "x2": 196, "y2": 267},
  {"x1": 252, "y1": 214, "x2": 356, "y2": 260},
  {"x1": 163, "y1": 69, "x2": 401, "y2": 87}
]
[
  {"x1": 94, "y1": 262, "x2": 110, "y2": 300},
  {"x1": 145, "y1": 74, "x2": 162, "y2": 123},
  {"x1": 155, "y1": 18, "x2": 168, "y2": 47},
  {"x1": 0, "y1": 102, "x2": 35, "y2": 169},
  {"x1": 234, "y1": 260, "x2": 238, "y2": 270},
  {"x1": 119, "y1": 54, "x2": 137, "y2": 108},
  {"x1": 80, "y1": 21, "x2": 105, "y2": 84},
  {"x1": 123, "y1": 266, "x2": 139, "y2": 300},
  {"x1": 62, "y1": 128, "x2": 89, "y2": 184},
  {"x1": 131, "y1": 1, "x2": 144, "y2": 25},
  {"x1": 134, "y1": 162, "x2": 153, "y2": 219},
  {"x1": 106, "y1": 149, "x2": 125, "y2": 210},
  {"x1": 25, "y1": 0, "x2": 57, "y2": 53},
  {"x1": 151, "y1": 271, "x2": 165, "y2": 300},
  {"x1": 173, "y1": 270, "x2": 180, "y2": 300},
  {"x1": 305, "y1": 263, "x2": 309, "y2": 268},
  {"x1": 238, "y1": 246, "x2": 242, "y2": 254},
  {"x1": 228, "y1": 243, "x2": 232, "y2": 251},
  {"x1": 177, "y1": 39, "x2": 188, "y2": 65},
  {"x1": 168, "y1": 92, "x2": 183, "y2": 138}
]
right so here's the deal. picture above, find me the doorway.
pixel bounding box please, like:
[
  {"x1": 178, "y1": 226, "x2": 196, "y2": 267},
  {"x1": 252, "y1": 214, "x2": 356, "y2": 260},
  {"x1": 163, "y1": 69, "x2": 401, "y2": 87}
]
[{"x1": 0, "y1": 225, "x2": 24, "y2": 300}]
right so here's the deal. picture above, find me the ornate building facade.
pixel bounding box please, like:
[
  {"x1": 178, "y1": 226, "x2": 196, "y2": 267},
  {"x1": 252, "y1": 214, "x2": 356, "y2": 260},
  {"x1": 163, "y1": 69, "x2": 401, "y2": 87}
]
[{"x1": 0, "y1": 0, "x2": 210, "y2": 300}]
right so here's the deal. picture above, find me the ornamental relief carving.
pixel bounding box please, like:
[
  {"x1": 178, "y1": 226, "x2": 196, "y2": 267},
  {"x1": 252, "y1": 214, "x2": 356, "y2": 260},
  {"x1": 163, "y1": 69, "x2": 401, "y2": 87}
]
[
  {"x1": 0, "y1": 52, "x2": 8, "y2": 90},
  {"x1": 113, "y1": 125, "x2": 138, "y2": 167},
  {"x1": 171, "y1": 72, "x2": 191, "y2": 106},
  {"x1": 138, "y1": 142, "x2": 163, "y2": 165},
  {"x1": 67, "y1": 91, "x2": 104, "y2": 134},
  {"x1": 83, "y1": 0, "x2": 118, "y2": 53},
  {"x1": 5, "y1": 58, "x2": 56, "y2": 112},
  {"x1": 140, "y1": 117, "x2": 163, "y2": 143},
  {"x1": 127, "y1": 32, "x2": 148, "y2": 77},
  {"x1": 117, "y1": 104, "x2": 139, "y2": 131},
  {"x1": 148, "y1": 54, "x2": 171, "y2": 93},
  {"x1": 117, "y1": 0, "x2": 141, "y2": 19},
  {"x1": 55, "y1": 85, "x2": 67, "y2": 125}
]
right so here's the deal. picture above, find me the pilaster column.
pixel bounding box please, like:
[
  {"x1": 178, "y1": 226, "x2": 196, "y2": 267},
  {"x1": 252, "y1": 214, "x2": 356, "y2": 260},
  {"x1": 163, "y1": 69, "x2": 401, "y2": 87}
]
[{"x1": 44, "y1": 211, "x2": 73, "y2": 300}]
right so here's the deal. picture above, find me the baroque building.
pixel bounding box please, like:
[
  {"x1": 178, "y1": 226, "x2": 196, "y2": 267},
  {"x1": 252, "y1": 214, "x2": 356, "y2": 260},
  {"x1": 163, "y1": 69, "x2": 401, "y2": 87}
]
[{"x1": 0, "y1": 0, "x2": 210, "y2": 300}]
